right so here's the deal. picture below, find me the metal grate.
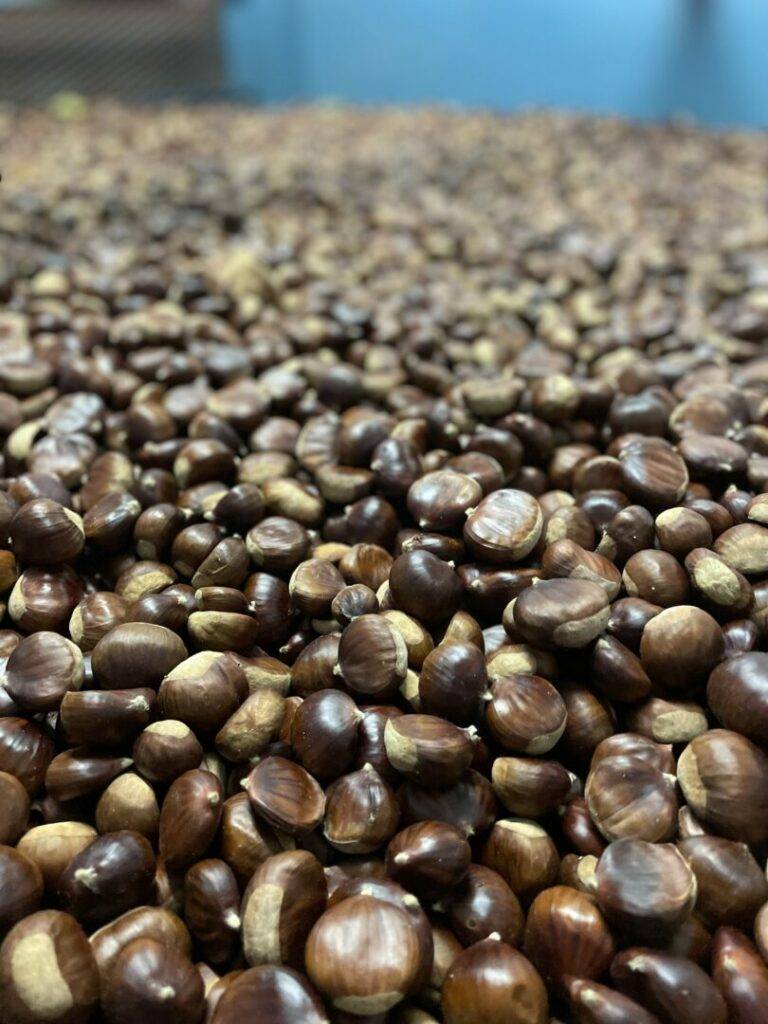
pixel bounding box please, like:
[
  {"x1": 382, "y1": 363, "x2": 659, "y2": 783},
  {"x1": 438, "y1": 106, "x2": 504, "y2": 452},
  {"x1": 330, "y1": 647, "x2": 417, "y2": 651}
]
[{"x1": 0, "y1": 0, "x2": 224, "y2": 105}]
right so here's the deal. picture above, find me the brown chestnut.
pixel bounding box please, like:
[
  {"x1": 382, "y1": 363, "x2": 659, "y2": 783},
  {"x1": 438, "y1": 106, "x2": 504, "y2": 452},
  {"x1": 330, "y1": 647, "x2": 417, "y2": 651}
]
[
  {"x1": 159, "y1": 769, "x2": 223, "y2": 871},
  {"x1": 523, "y1": 884, "x2": 614, "y2": 992},
  {"x1": 386, "y1": 821, "x2": 471, "y2": 900},
  {"x1": 0, "y1": 910, "x2": 99, "y2": 1024},
  {"x1": 594, "y1": 839, "x2": 696, "y2": 942},
  {"x1": 101, "y1": 936, "x2": 204, "y2": 1024},
  {"x1": 241, "y1": 849, "x2": 327, "y2": 969},
  {"x1": 441, "y1": 935, "x2": 548, "y2": 1024},
  {"x1": 305, "y1": 894, "x2": 422, "y2": 1016}
]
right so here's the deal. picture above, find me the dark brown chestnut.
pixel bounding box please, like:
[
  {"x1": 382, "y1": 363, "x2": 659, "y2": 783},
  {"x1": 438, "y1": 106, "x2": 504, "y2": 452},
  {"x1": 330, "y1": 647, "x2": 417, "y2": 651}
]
[
  {"x1": 610, "y1": 946, "x2": 727, "y2": 1024},
  {"x1": 386, "y1": 821, "x2": 471, "y2": 900},
  {"x1": 594, "y1": 839, "x2": 696, "y2": 942},
  {"x1": 159, "y1": 769, "x2": 223, "y2": 871},
  {"x1": 209, "y1": 964, "x2": 328, "y2": 1024},
  {"x1": 441, "y1": 935, "x2": 548, "y2": 1024},
  {"x1": 57, "y1": 830, "x2": 156, "y2": 927},
  {"x1": 184, "y1": 858, "x2": 241, "y2": 968},
  {"x1": 101, "y1": 936, "x2": 204, "y2": 1024},
  {"x1": 446, "y1": 864, "x2": 524, "y2": 947}
]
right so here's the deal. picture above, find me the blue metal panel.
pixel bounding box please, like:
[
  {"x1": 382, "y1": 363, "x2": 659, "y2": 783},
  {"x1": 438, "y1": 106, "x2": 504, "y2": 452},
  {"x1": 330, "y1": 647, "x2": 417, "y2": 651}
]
[{"x1": 221, "y1": 0, "x2": 768, "y2": 126}]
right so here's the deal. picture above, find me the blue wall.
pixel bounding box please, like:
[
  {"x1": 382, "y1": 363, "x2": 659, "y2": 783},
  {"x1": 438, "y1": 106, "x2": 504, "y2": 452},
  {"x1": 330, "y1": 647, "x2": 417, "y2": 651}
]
[{"x1": 221, "y1": 0, "x2": 768, "y2": 127}]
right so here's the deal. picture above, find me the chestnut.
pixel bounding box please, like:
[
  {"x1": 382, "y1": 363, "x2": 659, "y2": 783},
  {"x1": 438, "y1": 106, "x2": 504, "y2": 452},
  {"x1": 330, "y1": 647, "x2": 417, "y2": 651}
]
[
  {"x1": 159, "y1": 769, "x2": 223, "y2": 871},
  {"x1": 290, "y1": 689, "x2": 361, "y2": 782},
  {"x1": 639, "y1": 605, "x2": 724, "y2": 694},
  {"x1": 441, "y1": 935, "x2": 548, "y2": 1024},
  {"x1": 0, "y1": 910, "x2": 100, "y2": 1024},
  {"x1": 0, "y1": 845, "x2": 43, "y2": 936},
  {"x1": 523, "y1": 885, "x2": 614, "y2": 992},
  {"x1": 338, "y1": 614, "x2": 408, "y2": 699},
  {"x1": 7, "y1": 566, "x2": 84, "y2": 636},
  {"x1": 398, "y1": 769, "x2": 498, "y2": 837},
  {"x1": 386, "y1": 821, "x2": 471, "y2": 900},
  {"x1": 215, "y1": 689, "x2": 285, "y2": 763},
  {"x1": 158, "y1": 651, "x2": 246, "y2": 736},
  {"x1": 585, "y1": 754, "x2": 677, "y2": 843},
  {"x1": 594, "y1": 839, "x2": 696, "y2": 942},
  {"x1": 16, "y1": 822, "x2": 97, "y2": 890},
  {"x1": 57, "y1": 830, "x2": 156, "y2": 927},
  {"x1": 10, "y1": 498, "x2": 85, "y2": 564},
  {"x1": 512, "y1": 578, "x2": 610, "y2": 648},
  {"x1": 678, "y1": 835, "x2": 768, "y2": 930},
  {"x1": 711, "y1": 926, "x2": 768, "y2": 1023},
  {"x1": 289, "y1": 634, "x2": 340, "y2": 697},
  {"x1": 184, "y1": 859, "x2": 241, "y2": 968},
  {"x1": 45, "y1": 748, "x2": 133, "y2": 802},
  {"x1": 323, "y1": 764, "x2": 400, "y2": 854},
  {"x1": 133, "y1": 721, "x2": 204, "y2": 783},
  {"x1": 384, "y1": 714, "x2": 474, "y2": 787},
  {"x1": 446, "y1": 864, "x2": 524, "y2": 947},
  {"x1": 245, "y1": 756, "x2": 325, "y2": 835},
  {"x1": 619, "y1": 439, "x2": 689, "y2": 510},
  {"x1": 624, "y1": 696, "x2": 708, "y2": 744},
  {"x1": 92, "y1": 622, "x2": 187, "y2": 690},
  {"x1": 241, "y1": 849, "x2": 327, "y2": 968},
  {"x1": 622, "y1": 549, "x2": 690, "y2": 607},
  {"x1": 0, "y1": 770, "x2": 30, "y2": 845},
  {"x1": 486, "y1": 674, "x2": 567, "y2": 754},
  {"x1": 560, "y1": 796, "x2": 606, "y2": 857},
  {"x1": 540, "y1": 538, "x2": 621, "y2": 598},
  {"x1": 101, "y1": 937, "x2": 204, "y2": 1024},
  {"x1": 59, "y1": 688, "x2": 155, "y2": 748},
  {"x1": 677, "y1": 729, "x2": 768, "y2": 846},
  {"x1": 218, "y1": 793, "x2": 283, "y2": 886},
  {"x1": 388, "y1": 549, "x2": 462, "y2": 624},
  {"x1": 566, "y1": 977, "x2": 663, "y2": 1024},
  {"x1": 89, "y1": 905, "x2": 192, "y2": 981},
  {"x1": 95, "y1": 773, "x2": 160, "y2": 839},
  {"x1": 418, "y1": 642, "x2": 488, "y2": 725},
  {"x1": 5, "y1": 632, "x2": 84, "y2": 712},
  {"x1": 209, "y1": 965, "x2": 328, "y2": 1024},
  {"x1": 463, "y1": 489, "x2": 543, "y2": 563},
  {"x1": 481, "y1": 818, "x2": 560, "y2": 903},
  {"x1": 610, "y1": 947, "x2": 727, "y2": 1024},
  {"x1": 305, "y1": 894, "x2": 422, "y2": 1015},
  {"x1": 491, "y1": 756, "x2": 574, "y2": 817},
  {"x1": 288, "y1": 558, "x2": 345, "y2": 618},
  {"x1": 706, "y1": 652, "x2": 768, "y2": 745}
]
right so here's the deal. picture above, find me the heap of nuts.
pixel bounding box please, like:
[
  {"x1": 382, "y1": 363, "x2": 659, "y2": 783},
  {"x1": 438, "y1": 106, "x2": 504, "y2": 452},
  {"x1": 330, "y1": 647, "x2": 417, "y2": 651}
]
[{"x1": 3, "y1": 100, "x2": 768, "y2": 1024}]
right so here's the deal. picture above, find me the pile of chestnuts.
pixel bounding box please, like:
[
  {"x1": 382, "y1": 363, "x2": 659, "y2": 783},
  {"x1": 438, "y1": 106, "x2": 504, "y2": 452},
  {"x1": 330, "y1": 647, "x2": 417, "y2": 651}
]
[{"x1": 2, "y1": 101, "x2": 768, "y2": 1023}]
